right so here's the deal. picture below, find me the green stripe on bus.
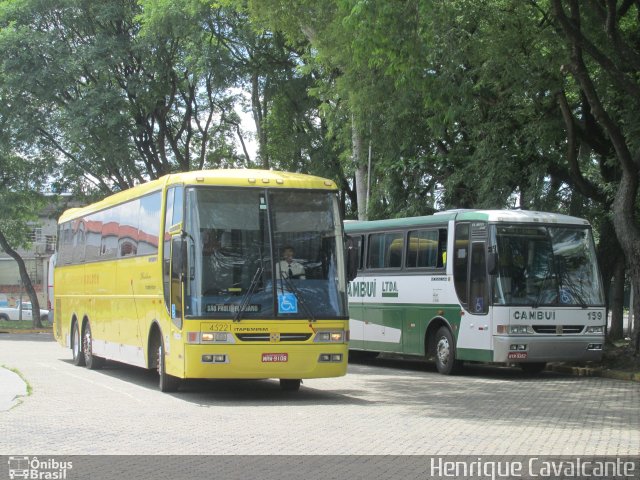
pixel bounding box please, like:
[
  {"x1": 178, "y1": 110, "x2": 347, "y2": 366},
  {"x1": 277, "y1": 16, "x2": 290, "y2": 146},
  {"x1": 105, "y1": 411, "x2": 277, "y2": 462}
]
[{"x1": 349, "y1": 303, "x2": 462, "y2": 356}]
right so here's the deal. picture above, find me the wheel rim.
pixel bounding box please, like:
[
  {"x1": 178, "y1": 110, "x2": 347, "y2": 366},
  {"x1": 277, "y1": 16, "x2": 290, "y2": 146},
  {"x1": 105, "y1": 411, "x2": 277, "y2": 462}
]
[
  {"x1": 72, "y1": 325, "x2": 80, "y2": 359},
  {"x1": 437, "y1": 336, "x2": 450, "y2": 366},
  {"x1": 157, "y1": 344, "x2": 163, "y2": 376},
  {"x1": 83, "y1": 327, "x2": 92, "y2": 363}
]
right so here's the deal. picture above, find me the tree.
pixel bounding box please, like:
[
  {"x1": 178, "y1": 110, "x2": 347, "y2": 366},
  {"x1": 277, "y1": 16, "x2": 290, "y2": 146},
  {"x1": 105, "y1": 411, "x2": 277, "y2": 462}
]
[
  {"x1": 549, "y1": 0, "x2": 640, "y2": 352},
  {"x1": 0, "y1": 0, "x2": 247, "y2": 194},
  {"x1": 0, "y1": 152, "x2": 49, "y2": 329}
]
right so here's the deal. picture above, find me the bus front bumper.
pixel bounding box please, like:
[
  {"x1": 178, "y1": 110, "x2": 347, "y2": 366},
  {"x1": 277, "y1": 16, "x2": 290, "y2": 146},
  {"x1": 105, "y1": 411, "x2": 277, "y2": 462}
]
[
  {"x1": 493, "y1": 335, "x2": 604, "y2": 363},
  {"x1": 180, "y1": 343, "x2": 348, "y2": 380}
]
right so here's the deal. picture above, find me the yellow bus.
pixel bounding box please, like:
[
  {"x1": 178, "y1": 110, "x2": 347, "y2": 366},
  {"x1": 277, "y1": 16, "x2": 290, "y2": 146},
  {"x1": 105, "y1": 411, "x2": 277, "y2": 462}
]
[{"x1": 53, "y1": 169, "x2": 351, "y2": 392}]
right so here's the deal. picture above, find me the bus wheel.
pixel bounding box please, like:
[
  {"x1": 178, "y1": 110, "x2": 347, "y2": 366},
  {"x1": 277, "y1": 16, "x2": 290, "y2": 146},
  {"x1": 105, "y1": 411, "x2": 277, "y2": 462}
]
[
  {"x1": 279, "y1": 379, "x2": 301, "y2": 392},
  {"x1": 83, "y1": 322, "x2": 104, "y2": 370},
  {"x1": 520, "y1": 362, "x2": 546, "y2": 375},
  {"x1": 434, "y1": 326, "x2": 462, "y2": 375},
  {"x1": 71, "y1": 321, "x2": 85, "y2": 367},
  {"x1": 157, "y1": 341, "x2": 180, "y2": 393}
]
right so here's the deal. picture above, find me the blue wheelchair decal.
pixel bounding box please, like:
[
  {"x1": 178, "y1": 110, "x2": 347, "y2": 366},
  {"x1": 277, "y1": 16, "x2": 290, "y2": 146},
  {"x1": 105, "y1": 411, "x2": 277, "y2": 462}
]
[
  {"x1": 278, "y1": 293, "x2": 298, "y2": 314},
  {"x1": 475, "y1": 297, "x2": 484, "y2": 313}
]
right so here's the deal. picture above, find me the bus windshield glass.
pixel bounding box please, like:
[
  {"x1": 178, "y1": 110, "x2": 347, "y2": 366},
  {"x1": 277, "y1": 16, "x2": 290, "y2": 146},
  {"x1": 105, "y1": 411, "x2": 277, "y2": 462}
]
[
  {"x1": 184, "y1": 187, "x2": 347, "y2": 319},
  {"x1": 490, "y1": 224, "x2": 604, "y2": 307}
]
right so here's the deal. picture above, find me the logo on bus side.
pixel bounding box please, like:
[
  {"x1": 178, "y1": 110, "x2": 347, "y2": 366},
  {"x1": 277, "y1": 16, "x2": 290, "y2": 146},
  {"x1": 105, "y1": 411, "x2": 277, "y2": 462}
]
[
  {"x1": 348, "y1": 280, "x2": 377, "y2": 298},
  {"x1": 512, "y1": 310, "x2": 556, "y2": 321},
  {"x1": 347, "y1": 280, "x2": 399, "y2": 298},
  {"x1": 381, "y1": 281, "x2": 398, "y2": 298}
]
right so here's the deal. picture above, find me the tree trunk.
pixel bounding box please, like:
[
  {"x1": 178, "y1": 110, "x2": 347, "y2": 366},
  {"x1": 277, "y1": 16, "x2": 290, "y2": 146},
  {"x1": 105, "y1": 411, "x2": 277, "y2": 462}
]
[
  {"x1": 251, "y1": 72, "x2": 269, "y2": 169},
  {"x1": 608, "y1": 257, "x2": 625, "y2": 341},
  {"x1": 0, "y1": 230, "x2": 43, "y2": 328},
  {"x1": 352, "y1": 115, "x2": 367, "y2": 220},
  {"x1": 611, "y1": 172, "x2": 640, "y2": 354},
  {"x1": 597, "y1": 217, "x2": 625, "y2": 341}
]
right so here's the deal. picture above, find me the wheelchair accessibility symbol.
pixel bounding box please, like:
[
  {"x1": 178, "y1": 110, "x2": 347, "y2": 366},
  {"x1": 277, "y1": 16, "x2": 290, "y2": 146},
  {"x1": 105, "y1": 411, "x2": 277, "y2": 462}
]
[
  {"x1": 560, "y1": 288, "x2": 572, "y2": 304},
  {"x1": 278, "y1": 293, "x2": 298, "y2": 314}
]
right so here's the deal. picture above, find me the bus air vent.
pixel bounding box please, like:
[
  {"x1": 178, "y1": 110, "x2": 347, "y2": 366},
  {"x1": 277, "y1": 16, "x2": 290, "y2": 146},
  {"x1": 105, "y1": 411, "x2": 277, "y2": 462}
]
[
  {"x1": 532, "y1": 325, "x2": 584, "y2": 334},
  {"x1": 236, "y1": 333, "x2": 313, "y2": 342}
]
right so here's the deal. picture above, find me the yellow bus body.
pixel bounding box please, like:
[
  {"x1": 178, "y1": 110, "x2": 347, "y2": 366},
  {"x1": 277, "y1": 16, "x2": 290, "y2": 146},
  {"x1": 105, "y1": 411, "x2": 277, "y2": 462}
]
[{"x1": 54, "y1": 169, "x2": 349, "y2": 389}]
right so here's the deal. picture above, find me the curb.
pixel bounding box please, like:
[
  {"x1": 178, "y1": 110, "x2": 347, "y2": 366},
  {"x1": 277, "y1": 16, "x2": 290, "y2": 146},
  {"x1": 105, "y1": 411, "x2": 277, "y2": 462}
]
[{"x1": 548, "y1": 363, "x2": 640, "y2": 382}]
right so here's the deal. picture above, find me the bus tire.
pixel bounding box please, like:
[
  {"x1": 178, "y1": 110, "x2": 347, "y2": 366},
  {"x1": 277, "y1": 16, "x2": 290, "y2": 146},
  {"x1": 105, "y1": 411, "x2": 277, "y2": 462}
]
[
  {"x1": 279, "y1": 379, "x2": 301, "y2": 392},
  {"x1": 434, "y1": 326, "x2": 462, "y2": 375},
  {"x1": 71, "y1": 321, "x2": 85, "y2": 367},
  {"x1": 83, "y1": 322, "x2": 105, "y2": 370},
  {"x1": 520, "y1": 362, "x2": 546, "y2": 375},
  {"x1": 157, "y1": 340, "x2": 180, "y2": 393}
]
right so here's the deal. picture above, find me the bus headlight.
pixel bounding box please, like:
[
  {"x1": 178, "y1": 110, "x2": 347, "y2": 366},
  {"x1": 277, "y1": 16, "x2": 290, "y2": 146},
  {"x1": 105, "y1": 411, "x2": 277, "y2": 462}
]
[
  {"x1": 188, "y1": 332, "x2": 235, "y2": 344},
  {"x1": 201, "y1": 332, "x2": 230, "y2": 342},
  {"x1": 314, "y1": 331, "x2": 345, "y2": 343},
  {"x1": 586, "y1": 326, "x2": 604, "y2": 334}
]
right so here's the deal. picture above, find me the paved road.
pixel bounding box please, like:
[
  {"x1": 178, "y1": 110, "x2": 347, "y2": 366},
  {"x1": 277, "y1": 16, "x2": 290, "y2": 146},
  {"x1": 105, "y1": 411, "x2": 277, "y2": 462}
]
[{"x1": 1, "y1": 333, "x2": 638, "y2": 455}]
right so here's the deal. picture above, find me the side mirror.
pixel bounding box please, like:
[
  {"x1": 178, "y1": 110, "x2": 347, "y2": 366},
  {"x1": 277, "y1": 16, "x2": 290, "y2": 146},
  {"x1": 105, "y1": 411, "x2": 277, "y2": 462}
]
[
  {"x1": 345, "y1": 236, "x2": 359, "y2": 282},
  {"x1": 171, "y1": 236, "x2": 187, "y2": 279}
]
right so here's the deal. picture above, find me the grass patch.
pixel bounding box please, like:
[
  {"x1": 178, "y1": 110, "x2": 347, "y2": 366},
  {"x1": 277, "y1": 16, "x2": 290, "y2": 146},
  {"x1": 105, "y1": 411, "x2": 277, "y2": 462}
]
[{"x1": 0, "y1": 319, "x2": 52, "y2": 330}]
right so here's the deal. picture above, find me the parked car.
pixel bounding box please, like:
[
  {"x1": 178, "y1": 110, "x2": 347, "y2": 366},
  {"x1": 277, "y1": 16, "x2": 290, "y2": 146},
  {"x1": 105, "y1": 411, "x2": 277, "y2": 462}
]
[{"x1": 0, "y1": 301, "x2": 49, "y2": 322}]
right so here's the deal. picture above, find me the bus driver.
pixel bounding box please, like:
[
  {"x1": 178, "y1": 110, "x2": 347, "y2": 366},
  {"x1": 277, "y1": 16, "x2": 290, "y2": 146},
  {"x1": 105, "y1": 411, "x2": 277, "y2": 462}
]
[{"x1": 277, "y1": 246, "x2": 306, "y2": 279}]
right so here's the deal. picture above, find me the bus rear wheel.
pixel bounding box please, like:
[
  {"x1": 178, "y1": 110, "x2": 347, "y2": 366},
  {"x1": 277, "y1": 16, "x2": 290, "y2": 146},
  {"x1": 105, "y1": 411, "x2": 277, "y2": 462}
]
[
  {"x1": 157, "y1": 340, "x2": 180, "y2": 393},
  {"x1": 279, "y1": 379, "x2": 301, "y2": 392},
  {"x1": 83, "y1": 322, "x2": 104, "y2": 370},
  {"x1": 71, "y1": 321, "x2": 85, "y2": 366},
  {"x1": 434, "y1": 326, "x2": 462, "y2": 375}
]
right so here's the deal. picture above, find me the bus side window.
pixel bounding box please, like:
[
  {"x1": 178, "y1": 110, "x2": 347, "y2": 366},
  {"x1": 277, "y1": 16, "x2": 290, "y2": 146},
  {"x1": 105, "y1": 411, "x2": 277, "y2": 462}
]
[
  {"x1": 469, "y1": 243, "x2": 489, "y2": 314},
  {"x1": 351, "y1": 235, "x2": 363, "y2": 271},
  {"x1": 367, "y1": 232, "x2": 403, "y2": 269},
  {"x1": 454, "y1": 223, "x2": 470, "y2": 305},
  {"x1": 407, "y1": 229, "x2": 438, "y2": 268},
  {"x1": 438, "y1": 228, "x2": 448, "y2": 268},
  {"x1": 163, "y1": 186, "x2": 184, "y2": 321}
]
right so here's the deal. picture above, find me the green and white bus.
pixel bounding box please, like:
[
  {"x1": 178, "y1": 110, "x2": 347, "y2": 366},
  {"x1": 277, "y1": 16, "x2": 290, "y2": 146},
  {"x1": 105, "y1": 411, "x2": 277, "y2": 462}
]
[{"x1": 345, "y1": 210, "x2": 606, "y2": 374}]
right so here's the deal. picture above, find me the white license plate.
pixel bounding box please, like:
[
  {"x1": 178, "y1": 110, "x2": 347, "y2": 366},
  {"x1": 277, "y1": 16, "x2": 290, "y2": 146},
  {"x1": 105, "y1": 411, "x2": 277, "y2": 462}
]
[
  {"x1": 262, "y1": 353, "x2": 288, "y2": 362},
  {"x1": 508, "y1": 352, "x2": 528, "y2": 360}
]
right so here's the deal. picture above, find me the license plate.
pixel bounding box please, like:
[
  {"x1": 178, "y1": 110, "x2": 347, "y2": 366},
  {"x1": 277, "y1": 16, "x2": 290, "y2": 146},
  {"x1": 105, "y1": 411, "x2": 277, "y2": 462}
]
[
  {"x1": 262, "y1": 353, "x2": 288, "y2": 362},
  {"x1": 508, "y1": 352, "x2": 528, "y2": 360}
]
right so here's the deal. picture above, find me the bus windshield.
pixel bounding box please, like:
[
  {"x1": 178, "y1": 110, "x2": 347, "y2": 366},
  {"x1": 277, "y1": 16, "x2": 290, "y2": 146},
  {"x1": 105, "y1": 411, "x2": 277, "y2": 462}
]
[
  {"x1": 184, "y1": 187, "x2": 347, "y2": 319},
  {"x1": 490, "y1": 224, "x2": 604, "y2": 307}
]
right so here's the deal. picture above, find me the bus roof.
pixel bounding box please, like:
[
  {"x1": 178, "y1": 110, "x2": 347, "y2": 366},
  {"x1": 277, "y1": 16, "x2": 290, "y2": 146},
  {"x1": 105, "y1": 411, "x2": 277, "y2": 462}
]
[
  {"x1": 58, "y1": 169, "x2": 338, "y2": 223},
  {"x1": 344, "y1": 209, "x2": 591, "y2": 233}
]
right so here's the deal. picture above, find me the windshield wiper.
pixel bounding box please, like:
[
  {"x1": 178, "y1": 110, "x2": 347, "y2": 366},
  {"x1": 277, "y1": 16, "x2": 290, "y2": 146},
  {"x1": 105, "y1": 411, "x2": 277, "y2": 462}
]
[
  {"x1": 555, "y1": 258, "x2": 589, "y2": 309},
  {"x1": 233, "y1": 267, "x2": 263, "y2": 322},
  {"x1": 279, "y1": 270, "x2": 316, "y2": 322},
  {"x1": 558, "y1": 273, "x2": 589, "y2": 309}
]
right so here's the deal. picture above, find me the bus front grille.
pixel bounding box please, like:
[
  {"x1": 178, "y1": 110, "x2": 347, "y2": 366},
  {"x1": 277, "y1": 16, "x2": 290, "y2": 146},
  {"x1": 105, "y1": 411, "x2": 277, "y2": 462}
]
[
  {"x1": 532, "y1": 325, "x2": 585, "y2": 334},
  {"x1": 236, "y1": 333, "x2": 313, "y2": 342}
]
